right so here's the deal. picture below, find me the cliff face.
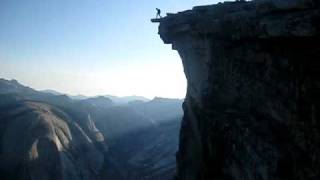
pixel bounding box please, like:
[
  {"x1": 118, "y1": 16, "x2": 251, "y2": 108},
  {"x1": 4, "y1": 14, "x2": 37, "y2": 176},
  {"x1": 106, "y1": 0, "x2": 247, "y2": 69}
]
[
  {"x1": 0, "y1": 101, "x2": 107, "y2": 180},
  {"x1": 156, "y1": 0, "x2": 320, "y2": 179}
]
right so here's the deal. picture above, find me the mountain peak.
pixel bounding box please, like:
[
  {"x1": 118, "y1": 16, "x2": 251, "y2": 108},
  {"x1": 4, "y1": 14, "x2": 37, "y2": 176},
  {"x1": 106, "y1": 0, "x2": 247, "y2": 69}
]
[{"x1": 0, "y1": 78, "x2": 35, "y2": 95}]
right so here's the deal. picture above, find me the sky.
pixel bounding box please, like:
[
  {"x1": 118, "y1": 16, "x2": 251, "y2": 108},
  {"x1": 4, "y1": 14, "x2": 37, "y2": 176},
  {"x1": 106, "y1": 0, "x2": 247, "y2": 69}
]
[{"x1": 0, "y1": 0, "x2": 218, "y2": 99}]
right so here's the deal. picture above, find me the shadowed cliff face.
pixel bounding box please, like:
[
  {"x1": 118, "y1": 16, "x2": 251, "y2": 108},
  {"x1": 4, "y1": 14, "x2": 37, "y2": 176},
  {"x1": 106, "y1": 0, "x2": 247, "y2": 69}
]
[{"x1": 156, "y1": 0, "x2": 320, "y2": 179}]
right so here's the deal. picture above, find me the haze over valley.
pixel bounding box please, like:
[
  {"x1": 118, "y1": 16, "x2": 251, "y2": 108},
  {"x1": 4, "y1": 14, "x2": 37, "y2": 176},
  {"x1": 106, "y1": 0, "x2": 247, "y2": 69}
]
[{"x1": 0, "y1": 78, "x2": 183, "y2": 179}]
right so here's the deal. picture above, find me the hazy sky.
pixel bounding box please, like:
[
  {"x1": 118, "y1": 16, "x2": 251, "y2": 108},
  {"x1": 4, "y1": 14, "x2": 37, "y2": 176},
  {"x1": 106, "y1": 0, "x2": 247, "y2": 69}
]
[{"x1": 0, "y1": 0, "x2": 218, "y2": 99}]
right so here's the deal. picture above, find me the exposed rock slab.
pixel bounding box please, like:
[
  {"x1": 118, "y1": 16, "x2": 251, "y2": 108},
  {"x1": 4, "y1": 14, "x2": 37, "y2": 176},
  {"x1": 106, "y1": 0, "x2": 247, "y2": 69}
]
[
  {"x1": 155, "y1": 0, "x2": 320, "y2": 179},
  {"x1": 0, "y1": 101, "x2": 105, "y2": 180}
]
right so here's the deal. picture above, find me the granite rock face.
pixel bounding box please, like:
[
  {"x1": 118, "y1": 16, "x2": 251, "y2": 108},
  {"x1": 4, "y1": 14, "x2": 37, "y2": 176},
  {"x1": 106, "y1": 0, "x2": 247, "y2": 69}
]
[
  {"x1": 156, "y1": 0, "x2": 320, "y2": 179},
  {"x1": 0, "y1": 101, "x2": 107, "y2": 180}
]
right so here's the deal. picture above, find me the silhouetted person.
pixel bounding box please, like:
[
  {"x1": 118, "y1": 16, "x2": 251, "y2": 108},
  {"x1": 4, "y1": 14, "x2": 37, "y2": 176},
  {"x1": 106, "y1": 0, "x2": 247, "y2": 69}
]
[{"x1": 156, "y1": 8, "x2": 162, "y2": 18}]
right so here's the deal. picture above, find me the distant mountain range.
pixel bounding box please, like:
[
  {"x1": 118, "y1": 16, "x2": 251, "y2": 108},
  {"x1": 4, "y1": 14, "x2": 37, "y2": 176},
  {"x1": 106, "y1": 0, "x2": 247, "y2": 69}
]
[
  {"x1": 104, "y1": 95, "x2": 150, "y2": 105},
  {"x1": 40, "y1": 88, "x2": 152, "y2": 105},
  {"x1": 0, "y1": 78, "x2": 183, "y2": 180},
  {"x1": 40, "y1": 89, "x2": 64, "y2": 95}
]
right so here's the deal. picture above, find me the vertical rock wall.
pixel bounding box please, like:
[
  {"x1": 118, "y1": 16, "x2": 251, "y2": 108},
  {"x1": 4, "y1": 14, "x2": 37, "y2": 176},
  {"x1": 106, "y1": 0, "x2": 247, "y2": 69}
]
[{"x1": 156, "y1": 0, "x2": 320, "y2": 179}]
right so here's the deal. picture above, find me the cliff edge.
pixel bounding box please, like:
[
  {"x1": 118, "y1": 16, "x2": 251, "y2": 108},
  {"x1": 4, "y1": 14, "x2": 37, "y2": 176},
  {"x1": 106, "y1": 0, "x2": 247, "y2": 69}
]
[{"x1": 155, "y1": 0, "x2": 320, "y2": 179}]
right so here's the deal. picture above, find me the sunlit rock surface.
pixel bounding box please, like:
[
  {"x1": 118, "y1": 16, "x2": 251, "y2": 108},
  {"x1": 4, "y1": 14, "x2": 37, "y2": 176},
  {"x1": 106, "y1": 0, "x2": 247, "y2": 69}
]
[
  {"x1": 0, "y1": 101, "x2": 107, "y2": 180},
  {"x1": 156, "y1": 0, "x2": 320, "y2": 179}
]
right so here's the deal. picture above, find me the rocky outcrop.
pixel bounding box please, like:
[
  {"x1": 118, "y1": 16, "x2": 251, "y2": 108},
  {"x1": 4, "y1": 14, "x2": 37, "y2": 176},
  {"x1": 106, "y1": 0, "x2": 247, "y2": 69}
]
[
  {"x1": 155, "y1": 0, "x2": 320, "y2": 179},
  {"x1": 0, "y1": 101, "x2": 107, "y2": 180}
]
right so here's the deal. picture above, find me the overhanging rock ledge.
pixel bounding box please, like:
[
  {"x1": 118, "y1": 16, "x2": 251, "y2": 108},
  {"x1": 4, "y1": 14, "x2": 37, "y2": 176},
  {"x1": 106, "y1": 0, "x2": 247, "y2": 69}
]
[{"x1": 155, "y1": 0, "x2": 320, "y2": 179}]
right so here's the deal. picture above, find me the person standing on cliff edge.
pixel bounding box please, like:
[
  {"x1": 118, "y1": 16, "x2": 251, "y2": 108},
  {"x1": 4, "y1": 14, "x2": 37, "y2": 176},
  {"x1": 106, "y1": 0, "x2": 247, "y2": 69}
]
[{"x1": 156, "y1": 8, "x2": 162, "y2": 18}]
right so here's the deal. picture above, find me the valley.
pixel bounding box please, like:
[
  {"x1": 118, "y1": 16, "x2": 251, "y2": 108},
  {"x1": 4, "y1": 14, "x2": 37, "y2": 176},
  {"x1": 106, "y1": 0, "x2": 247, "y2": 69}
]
[{"x1": 0, "y1": 78, "x2": 183, "y2": 180}]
